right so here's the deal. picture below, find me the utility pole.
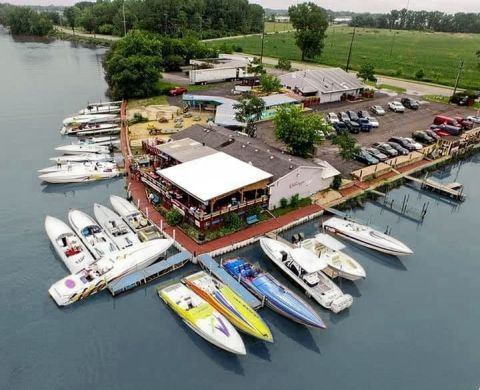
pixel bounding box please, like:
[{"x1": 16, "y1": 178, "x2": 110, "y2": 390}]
[
  {"x1": 452, "y1": 59, "x2": 465, "y2": 97},
  {"x1": 260, "y1": 10, "x2": 266, "y2": 63},
  {"x1": 122, "y1": 0, "x2": 127, "y2": 36},
  {"x1": 345, "y1": 27, "x2": 356, "y2": 72}
]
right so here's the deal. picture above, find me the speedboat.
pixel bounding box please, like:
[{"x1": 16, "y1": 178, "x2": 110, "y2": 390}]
[
  {"x1": 259, "y1": 237, "x2": 353, "y2": 313},
  {"x1": 38, "y1": 163, "x2": 120, "y2": 184},
  {"x1": 93, "y1": 203, "x2": 140, "y2": 250},
  {"x1": 183, "y1": 271, "x2": 273, "y2": 342},
  {"x1": 78, "y1": 104, "x2": 121, "y2": 115},
  {"x1": 323, "y1": 217, "x2": 413, "y2": 256},
  {"x1": 299, "y1": 233, "x2": 366, "y2": 281},
  {"x1": 158, "y1": 283, "x2": 246, "y2": 355},
  {"x1": 49, "y1": 239, "x2": 173, "y2": 306},
  {"x1": 61, "y1": 122, "x2": 120, "y2": 136},
  {"x1": 55, "y1": 144, "x2": 111, "y2": 155},
  {"x1": 49, "y1": 154, "x2": 114, "y2": 164},
  {"x1": 38, "y1": 161, "x2": 117, "y2": 174},
  {"x1": 62, "y1": 113, "x2": 119, "y2": 127},
  {"x1": 110, "y1": 195, "x2": 162, "y2": 241},
  {"x1": 45, "y1": 216, "x2": 96, "y2": 274},
  {"x1": 68, "y1": 209, "x2": 119, "y2": 260},
  {"x1": 77, "y1": 136, "x2": 120, "y2": 145},
  {"x1": 222, "y1": 258, "x2": 325, "y2": 329}
]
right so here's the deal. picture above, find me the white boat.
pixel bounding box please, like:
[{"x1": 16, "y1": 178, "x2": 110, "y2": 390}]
[
  {"x1": 38, "y1": 164, "x2": 120, "y2": 184},
  {"x1": 68, "y1": 209, "x2": 119, "y2": 260},
  {"x1": 299, "y1": 233, "x2": 366, "y2": 281},
  {"x1": 62, "y1": 113, "x2": 119, "y2": 127},
  {"x1": 78, "y1": 104, "x2": 121, "y2": 115},
  {"x1": 93, "y1": 203, "x2": 140, "y2": 250},
  {"x1": 61, "y1": 122, "x2": 120, "y2": 136},
  {"x1": 259, "y1": 237, "x2": 353, "y2": 313},
  {"x1": 48, "y1": 239, "x2": 174, "y2": 306},
  {"x1": 49, "y1": 153, "x2": 113, "y2": 164},
  {"x1": 77, "y1": 136, "x2": 119, "y2": 144},
  {"x1": 45, "y1": 216, "x2": 96, "y2": 274},
  {"x1": 38, "y1": 161, "x2": 117, "y2": 174},
  {"x1": 55, "y1": 144, "x2": 111, "y2": 155},
  {"x1": 110, "y1": 195, "x2": 162, "y2": 241},
  {"x1": 158, "y1": 283, "x2": 246, "y2": 355},
  {"x1": 322, "y1": 217, "x2": 413, "y2": 256}
]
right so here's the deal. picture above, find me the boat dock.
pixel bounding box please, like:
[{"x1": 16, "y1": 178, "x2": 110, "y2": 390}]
[
  {"x1": 197, "y1": 254, "x2": 262, "y2": 309},
  {"x1": 107, "y1": 251, "x2": 191, "y2": 295}
]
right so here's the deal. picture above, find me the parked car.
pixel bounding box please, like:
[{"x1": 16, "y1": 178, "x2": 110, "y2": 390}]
[
  {"x1": 357, "y1": 118, "x2": 372, "y2": 132},
  {"x1": 358, "y1": 110, "x2": 379, "y2": 127},
  {"x1": 333, "y1": 122, "x2": 349, "y2": 134},
  {"x1": 466, "y1": 115, "x2": 480, "y2": 124},
  {"x1": 412, "y1": 130, "x2": 435, "y2": 144},
  {"x1": 327, "y1": 112, "x2": 339, "y2": 124},
  {"x1": 365, "y1": 147, "x2": 388, "y2": 162},
  {"x1": 425, "y1": 129, "x2": 440, "y2": 140},
  {"x1": 338, "y1": 112, "x2": 350, "y2": 122},
  {"x1": 388, "y1": 137, "x2": 417, "y2": 151},
  {"x1": 355, "y1": 149, "x2": 379, "y2": 165},
  {"x1": 388, "y1": 101, "x2": 405, "y2": 113},
  {"x1": 403, "y1": 137, "x2": 423, "y2": 150},
  {"x1": 450, "y1": 94, "x2": 469, "y2": 106},
  {"x1": 372, "y1": 142, "x2": 399, "y2": 157},
  {"x1": 387, "y1": 141, "x2": 409, "y2": 155},
  {"x1": 347, "y1": 110, "x2": 359, "y2": 122},
  {"x1": 401, "y1": 97, "x2": 419, "y2": 110},
  {"x1": 168, "y1": 86, "x2": 188, "y2": 96},
  {"x1": 358, "y1": 110, "x2": 370, "y2": 118},
  {"x1": 370, "y1": 105, "x2": 385, "y2": 116},
  {"x1": 366, "y1": 116, "x2": 379, "y2": 128},
  {"x1": 455, "y1": 117, "x2": 474, "y2": 130},
  {"x1": 433, "y1": 115, "x2": 460, "y2": 127},
  {"x1": 430, "y1": 123, "x2": 462, "y2": 136},
  {"x1": 344, "y1": 119, "x2": 360, "y2": 134}
]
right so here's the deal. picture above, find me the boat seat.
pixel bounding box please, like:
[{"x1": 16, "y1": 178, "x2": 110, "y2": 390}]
[{"x1": 303, "y1": 272, "x2": 320, "y2": 287}]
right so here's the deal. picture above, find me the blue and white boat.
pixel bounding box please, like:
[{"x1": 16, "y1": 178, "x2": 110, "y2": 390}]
[{"x1": 222, "y1": 258, "x2": 326, "y2": 329}]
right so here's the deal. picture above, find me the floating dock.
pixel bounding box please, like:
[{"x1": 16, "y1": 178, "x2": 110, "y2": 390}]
[
  {"x1": 108, "y1": 251, "x2": 191, "y2": 295},
  {"x1": 197, "y1": 254, "x2": 262, "y2": 309}
]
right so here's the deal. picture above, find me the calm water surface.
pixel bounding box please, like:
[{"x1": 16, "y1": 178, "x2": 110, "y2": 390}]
[{"x1": 1, "y1": 28, "x2": 479, "y2": 390}]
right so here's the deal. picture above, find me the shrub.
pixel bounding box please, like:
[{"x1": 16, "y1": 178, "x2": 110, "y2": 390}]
[
  {"x1": 163, "y1": 54, "x2": 185, "y2": 71},
  {"x1": 129, "y1": 112, "x2": 148, "y2": 124},
  {"x1": 276, "y1": 57, "x2": 292, "y2": 71},
  {"x1": 415, "y1": 69, "x2": 425, "y2": 80},
  {"x1": 166, "y1": 209, "x2": 183, "y2": 226},
  {"x1": 98, "y1": 24, "x2": 113, "y2": 35},
  {"x1": 280, "y1": 197, "x2": 289, "y2": 208},
  {"x1": 290, "y1": 194, "x2": 300, "y2": 207},
  {"x1": 223, "y1": 213, "x2": 242, "y2": 230},
  {"x1": 247, "y1": 205, "x2": 262, "y2": 217},
  {"x1": 331, "y1": 175, "x2": 342, "y2": 190},
  {"x1": 232, "y1": 44, "x2": 243, "y2": 52}
]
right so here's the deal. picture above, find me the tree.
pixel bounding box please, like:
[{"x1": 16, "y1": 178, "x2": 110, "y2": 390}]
[
  {"x1": 358, "y1": 63, "x2": 377, "y2": 82},
  {"x1": 103, "y1": 30, "x2": 163, "y2": 99},
  {"x1": 288, "y1": 2, "x2": 329, "y2": 61},
  {"x1": 166, "y1": 209, "x2": 183, "y2": 226},
  {"x1": 260, "y1": 74, "x2": 282, "y2": 94},
  {"x1": 331, "y1": 133, "x2": 360, "y2": 161},
  {"x1": 415, "y1": 68, "x2": 425, "y2": 80},
  {"x1": 273, "y1": 105, "x2": 326, "y2": 157},
  {"x1": 276, "y1": 57, "x2": 292, "y2": 71},
  {"x1": 5, "y1": 7, "x2": 53, "y2": 36},
  {"x1": 247, "y1": 57, "x2": 266, "y2": 77},
  {"x1": 233, "y1": 93, "x2": 266, "y2": 136},
  {"x1": 64, "y1": 6, "x2": 81, "y2": 35}
]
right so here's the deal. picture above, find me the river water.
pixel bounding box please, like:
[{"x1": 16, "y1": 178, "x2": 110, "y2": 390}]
[{"x1": 1, "y1": 28, "x2": 479, "y2": 390}]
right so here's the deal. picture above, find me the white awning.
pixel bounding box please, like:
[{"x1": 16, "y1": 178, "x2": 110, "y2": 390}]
[
  {"x1": 314, "y1": 233, "x2": 346, "y2": 251},
  {"x1": 290, "y1": 247, "x2": 327, "y2": 273}
]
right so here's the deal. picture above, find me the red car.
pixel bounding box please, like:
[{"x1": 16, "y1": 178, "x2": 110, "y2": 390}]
[{"x1": 168, "y1": 86, "x2": 188, "y2": 96}]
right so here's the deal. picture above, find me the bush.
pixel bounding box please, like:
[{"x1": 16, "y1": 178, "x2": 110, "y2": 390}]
[
  {"x1": 98, "y1": 24, "x2": 114, "y2": 35},
  {"x1": 290, "y1": 194, "x2": 300, "y2": 207},
  {"x1": 163, "y1": 54, "x2": 185, "y2": 71},
  {"x1": 280, "y1": 197, "x2": 289, "y2": 208},
  {"x1": 166, "y1": 209, "x2": 183, "y2": 226},
  {"x1": 223, "y1": 213, "x2": 242, "y2": 230},
  {"x1": 415, "y1": 69, "x2": 425, "y2": 80},
  {"x1": 232, "y1": 44, "x2": 243, "y2": 52},
  {"x1": 247, "y1": 205, "x2": 262, "y2": 217},
  {"x1": 276, "y1": 57, "x2": 292, "y2": 71},
  {"x1": 129, "y1": 112, "x2": 148, "y2": 124},
  {"x1": 331, "y1": 175, "x2": 342, "y2": 190}
]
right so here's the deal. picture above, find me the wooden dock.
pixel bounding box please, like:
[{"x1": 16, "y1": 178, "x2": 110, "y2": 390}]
[{"x1": 403, "y1": 174, "x2": 465, "y2": 201}]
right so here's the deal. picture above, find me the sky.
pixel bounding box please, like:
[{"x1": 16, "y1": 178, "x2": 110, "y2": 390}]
[{"x1": 5, "y1": 0, "x2": 480, "y2": 14}]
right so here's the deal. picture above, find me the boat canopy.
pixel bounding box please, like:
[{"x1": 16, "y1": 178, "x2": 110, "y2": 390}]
[
  {"x1": 314, "y1": 233, "x2": 346, "y2": 251},
  {"x1": 290, "y1": 247, "x2": 327, "y2": 273}
]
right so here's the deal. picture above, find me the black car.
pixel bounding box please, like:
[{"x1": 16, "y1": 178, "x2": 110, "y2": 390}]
[
  {"x1": 430, "y1": 124, "x2": 462, "y2": 136},
  {"x1": 347, "y1": 110, "x2": 359, "y2": 122},
  {"x1": 412, "y1": 130, "x2": 435, "y2": 144},
  {"x1": 344, "y1": 119, "x2": 360, "y2": 134},
  {"x1": 333, "y1": 121, "x2": 349, "y2": 134},
  {"x1": 401, "y1": 97, "x2": 419, "y2": 110},
  {"x1": 355, "y1": 149, "x2": 379, "y2": 165},
  {"x1": 387, "y1": 141, "x2": 409, "y2": 155},
  {"x1": 425, "y1": 129, "x2": 440, "y2": 141},
  {"x1": 388, "y1": 137, "x2": 417, "y2": 151},
  {"x1": 365, "y1": 147, "x2": 388, "y2": 162},
  {"x1": 372, "y1": 142, "x2": 399, "y2": 157}
]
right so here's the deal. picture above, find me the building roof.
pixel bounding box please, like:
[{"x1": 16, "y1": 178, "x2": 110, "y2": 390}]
[
  {"x1": 154, "y1": 138, "x2": 217, "y2": 163},
  {"x1": 157, "y1": 151, "x2": 272, "y2": 203},
  {"x1": 171, "y1": 125, "x2": 339, "y2": 181},
  {"x1": 279, "y1": 68, "x2": 364, "y2": 95}
]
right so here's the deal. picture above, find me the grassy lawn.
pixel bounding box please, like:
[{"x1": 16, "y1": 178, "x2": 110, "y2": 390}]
[
  {"x1": 128, "y1": 95, "x2": 168, "y2": 108},
  {"x1": 264, "y1": 21, "x2": 293, "y2": 33},
  {"x1": 423, "y1": 94, "x2": 450, "y2": 104},
  {"x1": 377, "y1": 84, "x2": 407, "y2": 93},
  {"x1": 207, "y1": 25, "x2": 480, "y2": 90}
]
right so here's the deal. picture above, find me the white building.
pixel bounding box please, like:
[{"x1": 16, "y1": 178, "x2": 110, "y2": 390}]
[{"x1": 279, "y1": 68, "x2": 364, "y2": 103}]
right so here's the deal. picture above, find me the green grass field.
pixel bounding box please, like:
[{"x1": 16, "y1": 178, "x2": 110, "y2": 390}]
[
  {"x1": 264, "y1": 21, "x2": 293, "y2": 33},
  {"x1": 209, "y1": 26, "x2": 480, "y2": 90}
]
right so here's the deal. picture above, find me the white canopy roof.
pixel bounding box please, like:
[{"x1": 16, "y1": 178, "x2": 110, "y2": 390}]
[
  {"x1": 290, "y1": 247, "x2": 328, "y2": 273},
  {"x1": 314, "y1": 233, "x2": 346, "y2": 251},
  {"x1": 157, "y1": 152, "x2": 272, "y2": 202}
]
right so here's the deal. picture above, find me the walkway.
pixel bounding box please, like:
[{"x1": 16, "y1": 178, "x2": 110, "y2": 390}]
[{"x1": 55, "y1": 26, "x2": 120, "y2": 41}]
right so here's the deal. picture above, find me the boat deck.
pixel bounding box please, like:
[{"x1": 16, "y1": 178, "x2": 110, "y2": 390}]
[
  {"x1": 107, "y1": 251, "x2": 191, "y2": 295},
  {"x1": 197, "y1": 254, "x2": 262, "y2": 309}
]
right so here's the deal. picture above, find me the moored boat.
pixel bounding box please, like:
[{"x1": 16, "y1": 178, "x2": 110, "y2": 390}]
[
  {"x1": 49, "y1": 239, "x2": 173, "y2": 306},
  {"x1": 38, "y1": 163, "x2": 120, "y2": 184},
  {"x1": 49, "y1": 153, "x2": 114, "y2": 164},
  {"x1": 62, "y1": 113, "x2": 119, "y2": 127},
  {"x1": 260, "y1": 237, "x2": 353, "y2": 313},
  {"x1": 299, "y1": 233, "x2": 366, "y2": 281},
  {"x1": 45, "y1": 216, "x2": 96, "y2": 274},
  {"x1": 93, "y1": 203, "x2": 140, "y2": 250},
  {"x1": 55, "y1": 144, "x2": 111, "y2": 155},
  {"x1": 78, "y1": 104, "x2": 121, "y2": 115},
  {"x1": 61, "y1": 122, "x2": 120, "y2": 136},
  {"x1": 183, "y1": 271, "x2": 273, "y2": 342},
  {"x1": 158, "y1": 283, "x2": 246, "y2": 355},
  {"x1": 38, "y1": 161, "x2": 117, "y2": 174},
  {"x1": 323, "y1": 217, "x2": 413, "y2": 256},
  {"x1": 222, "y1": 258, "x2": 326, "y2": 329}
]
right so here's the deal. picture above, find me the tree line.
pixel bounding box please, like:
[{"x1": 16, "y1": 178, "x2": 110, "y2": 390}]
[
  {"x1": 64, "y1": 0, "x2": 263, "y2": 39},
  {"x1": 350, "y1": 9, "x2": 480, "y2": 34},
  {"x1": 0, "y1": 4, "x2": 57, "y2": 36}
]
